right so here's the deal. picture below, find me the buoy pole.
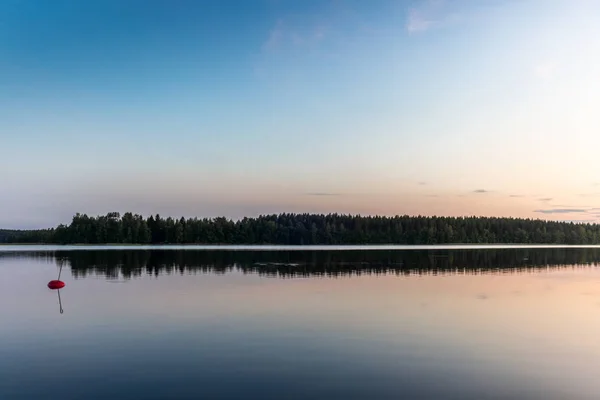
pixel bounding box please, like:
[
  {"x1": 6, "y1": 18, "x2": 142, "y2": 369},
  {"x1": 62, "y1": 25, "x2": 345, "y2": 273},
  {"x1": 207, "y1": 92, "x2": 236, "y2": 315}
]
[{"x1": 57, "y1": 289, "x2": 63, "y2": 314}]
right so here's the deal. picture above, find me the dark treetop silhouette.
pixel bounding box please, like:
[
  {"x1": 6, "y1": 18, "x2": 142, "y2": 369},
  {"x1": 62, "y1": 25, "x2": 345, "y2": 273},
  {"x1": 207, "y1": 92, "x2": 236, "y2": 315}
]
[{"x1": 2, "y1": 212, "x2": 600, "y2": 245}]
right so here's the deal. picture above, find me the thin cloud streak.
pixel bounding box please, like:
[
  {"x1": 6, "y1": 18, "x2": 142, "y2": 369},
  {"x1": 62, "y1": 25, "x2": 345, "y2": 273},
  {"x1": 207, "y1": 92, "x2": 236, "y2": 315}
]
[
  {"x1": 579, "y1": 193, "x2": 600, "y2": 198},
  {"x1": 534, "y1": 209, "x2": 588, "y2": 214},
  {"x1": 551, "y1": 204, "x2": 592, "y2": 208}
]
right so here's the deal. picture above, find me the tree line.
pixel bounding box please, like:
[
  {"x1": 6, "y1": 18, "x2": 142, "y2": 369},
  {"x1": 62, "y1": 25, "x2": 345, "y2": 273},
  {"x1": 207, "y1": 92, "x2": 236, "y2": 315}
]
[
  {"x1": 0, "y1": 229, "x2": 24, "y2": 242},
  {"x1": 2, "y1": 212, "x2": 600, "y2": 245}
]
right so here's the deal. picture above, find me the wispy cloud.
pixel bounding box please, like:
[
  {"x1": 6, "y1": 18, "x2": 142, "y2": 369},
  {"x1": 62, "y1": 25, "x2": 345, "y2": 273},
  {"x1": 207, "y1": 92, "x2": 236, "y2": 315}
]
[
  {"x1": 534, "y1": 209, "x2": 588, "y2": 214},
  {"x1": 263, "y1": 19, "x2": 284, "y2": 51},
  {"x1": 473, "y1": 189, "x2": 490, "y2": 194},
  {"x1": 551, "y1": 204, "x2": 592, "y2": 208},
  {"x1": 418, "y1": 181, "x2": 427, "y2": 186},
  {"x1": 262, "y1": 18, "x2": 329, "y2": 53},
  {"x1": 406, "y1": 0, "x2": 461, "y2": 34},
  {"x1": 538, "y1": 197, "x2": 553, "y2": 202},
  {"x1": 406, "y1": 8, "x2": 436, "y2": 33},
  {"x1": 509, "y1": 194, "x2": 525, "y2": 198}
]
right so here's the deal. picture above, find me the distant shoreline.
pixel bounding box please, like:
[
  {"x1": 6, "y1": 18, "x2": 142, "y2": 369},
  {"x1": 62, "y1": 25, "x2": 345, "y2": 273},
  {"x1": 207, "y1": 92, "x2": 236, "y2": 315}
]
[{"x1": 3, "y1": 244, "x2": 600, "y2": 252}]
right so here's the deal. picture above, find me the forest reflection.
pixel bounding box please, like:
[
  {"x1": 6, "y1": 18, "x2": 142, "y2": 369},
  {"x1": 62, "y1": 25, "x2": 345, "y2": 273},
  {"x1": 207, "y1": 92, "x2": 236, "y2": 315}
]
[{"x1": 5, "y1": 248, "x2": 600, "y2": 280}]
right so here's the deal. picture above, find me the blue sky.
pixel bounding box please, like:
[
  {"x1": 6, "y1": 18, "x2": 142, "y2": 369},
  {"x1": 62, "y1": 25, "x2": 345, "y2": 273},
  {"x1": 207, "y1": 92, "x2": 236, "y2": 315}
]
[{"x1": 2, "y1": 0, "x2": 600, "y2": 228}]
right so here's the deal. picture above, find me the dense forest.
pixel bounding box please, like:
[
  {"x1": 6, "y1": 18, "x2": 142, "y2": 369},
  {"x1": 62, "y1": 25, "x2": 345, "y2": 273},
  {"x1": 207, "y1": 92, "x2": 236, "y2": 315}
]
[
  {"x1": 0, "y1": 229, "x2": 28, "y2": 242},
  {"x1": 2, "y1": 212, "x2": 600, "y2": 245},
  {"x1": 0, "y1": 230, "x2": 15, "y2": 242}
]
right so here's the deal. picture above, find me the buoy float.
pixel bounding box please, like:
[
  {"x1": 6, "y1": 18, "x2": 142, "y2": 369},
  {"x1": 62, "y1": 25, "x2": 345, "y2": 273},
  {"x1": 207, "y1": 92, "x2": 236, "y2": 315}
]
[
  {"x1": 48, "y1": 264, "x2": 65, "y2": 289},
  {"x1": 48, "y1": 280, "x2": 65, "y2": 289},
  {"x1": 47, "y1": 265, "x2": 65, "y2": 314}
]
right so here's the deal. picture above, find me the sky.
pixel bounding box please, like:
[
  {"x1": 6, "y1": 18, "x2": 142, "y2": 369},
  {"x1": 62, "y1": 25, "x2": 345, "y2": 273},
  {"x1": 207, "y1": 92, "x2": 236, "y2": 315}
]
[{"x1": 1, "y1": 0, "x2": 600, "y2": 228}]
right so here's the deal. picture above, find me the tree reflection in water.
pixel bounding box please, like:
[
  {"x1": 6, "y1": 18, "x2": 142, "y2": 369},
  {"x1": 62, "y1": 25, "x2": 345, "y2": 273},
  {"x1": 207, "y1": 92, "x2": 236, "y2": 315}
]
[{"x1": 3, "y1": 247, "x2": 598, "y2": 280}]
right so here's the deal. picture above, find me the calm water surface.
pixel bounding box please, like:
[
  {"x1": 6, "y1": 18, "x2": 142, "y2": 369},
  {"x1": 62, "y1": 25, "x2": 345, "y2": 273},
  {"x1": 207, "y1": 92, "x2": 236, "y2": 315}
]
[{"x1": 3, "y1": 247, "x2": 600, "y2": 399}]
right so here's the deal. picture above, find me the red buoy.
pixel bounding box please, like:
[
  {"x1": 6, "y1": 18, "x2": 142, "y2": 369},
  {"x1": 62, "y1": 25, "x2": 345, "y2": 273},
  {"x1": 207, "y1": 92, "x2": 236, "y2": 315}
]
[{"x1": 48, "y1": 280, "x2": 65, "y2": 289}]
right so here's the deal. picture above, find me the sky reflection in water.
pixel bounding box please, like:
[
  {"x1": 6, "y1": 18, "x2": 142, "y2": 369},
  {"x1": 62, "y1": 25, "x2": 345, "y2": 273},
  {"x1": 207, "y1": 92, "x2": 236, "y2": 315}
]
[{"x1": 2, "y1": 248, "x2": 600, "y2": 399}]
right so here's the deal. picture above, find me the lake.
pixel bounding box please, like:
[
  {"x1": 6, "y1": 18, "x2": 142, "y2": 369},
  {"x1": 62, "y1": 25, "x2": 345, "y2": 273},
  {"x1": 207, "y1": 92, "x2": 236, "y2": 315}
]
[{"x1": 3, "y1": 246, "x2": 600, "y2": 399}]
